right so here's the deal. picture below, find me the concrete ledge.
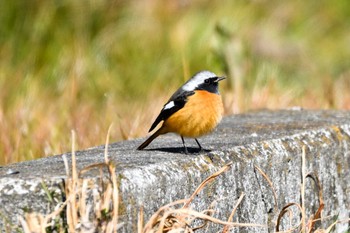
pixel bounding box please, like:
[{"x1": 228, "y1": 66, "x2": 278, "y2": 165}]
[{"x1": 0, "y1": 110, "x2": 350, "y2": 232}]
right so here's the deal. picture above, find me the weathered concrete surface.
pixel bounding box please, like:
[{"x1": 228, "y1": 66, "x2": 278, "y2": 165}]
[{"x1": 0, "y1": 110, "x2": 350, "y2": 232}]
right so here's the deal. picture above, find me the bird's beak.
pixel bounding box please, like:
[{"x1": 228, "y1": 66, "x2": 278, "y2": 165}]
[{"x1": 214, "y1": 76, "x2": 226, "y2": 82}]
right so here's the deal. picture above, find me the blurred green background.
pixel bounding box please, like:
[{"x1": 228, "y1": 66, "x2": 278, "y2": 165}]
[{"x1": 1, "y1": 0, "x2": 350, "y2": 165}]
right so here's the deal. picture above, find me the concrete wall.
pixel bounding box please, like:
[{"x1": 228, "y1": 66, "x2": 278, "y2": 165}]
[{"x1": 0, "y1": 110, "x2": 349, "y2": 232}]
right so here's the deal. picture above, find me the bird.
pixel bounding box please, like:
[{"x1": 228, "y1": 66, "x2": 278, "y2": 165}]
[{"x1": 137, "y1": 70, "x2": 225, "y2": 153}]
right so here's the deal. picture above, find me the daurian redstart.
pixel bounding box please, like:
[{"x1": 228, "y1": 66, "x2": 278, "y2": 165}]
[{"x1": 137, "y1": 70, "x2": 225, "y2": 153}]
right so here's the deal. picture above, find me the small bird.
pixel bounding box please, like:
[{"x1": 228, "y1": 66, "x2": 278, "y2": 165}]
[{"x1": 137, "y1": 70, "x2": 225, "y2": 153}]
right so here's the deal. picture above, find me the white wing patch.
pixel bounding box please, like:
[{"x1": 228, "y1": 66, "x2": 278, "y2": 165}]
[
  {"x1": 163, "y1": 101, "x2": 175, "y2": 110},
  {"x1": 182, "y1": 70, "x2": 216, "y2": 91}
]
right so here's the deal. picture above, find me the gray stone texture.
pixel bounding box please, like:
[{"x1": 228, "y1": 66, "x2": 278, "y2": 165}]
[{"x1": 0, "y1": 110, "x2": 349, "y2": 232}]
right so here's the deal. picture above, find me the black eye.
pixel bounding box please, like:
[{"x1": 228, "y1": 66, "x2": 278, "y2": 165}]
[{"x1": 204, "y1": 79, "x2": 210, "y2": 84}]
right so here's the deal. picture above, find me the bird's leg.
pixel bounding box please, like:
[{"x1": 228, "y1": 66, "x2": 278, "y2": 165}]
[
  {"x1": 181, "y1": 136, "x2": 188, "y2": 154},
  {"x1": 194, "y1": 138, "x2": 203, "y2": 152}
]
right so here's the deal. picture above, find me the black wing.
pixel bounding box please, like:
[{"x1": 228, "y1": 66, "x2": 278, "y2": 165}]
[{"x1": 148, "y1": 90, "x2": 195, "y2": 132}]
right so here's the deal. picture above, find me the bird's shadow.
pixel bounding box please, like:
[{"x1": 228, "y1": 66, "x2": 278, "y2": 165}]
[{"x1": 145, "y1": 147, "x2": 211, "y2": 154}]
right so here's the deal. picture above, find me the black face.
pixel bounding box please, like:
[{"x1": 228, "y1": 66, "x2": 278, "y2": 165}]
[{"x1": 196, "y1": 77, "x2": 220, "y2": 94}]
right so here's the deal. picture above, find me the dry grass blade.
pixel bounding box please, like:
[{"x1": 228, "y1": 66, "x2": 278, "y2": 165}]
[
  {"x1": 305, "y1": 172, "x2": 324, "y2": 233},
  {"x1": 42, "y1": 191, "x2": 77, "y2": 228},
  {"x1": 71, "y1": 130, "x2": 78, "y2": 182},
  {"x1": 183, "y1": 162, "x2": 232, "y2": 208},
  {"x1": 104, "y1": 124, "x2": 119, "y2": 233},
  {"x1": 142, "y1": 199, "x2": 187, "y2": 232},
  {"x1": 190, "y1": 209, "x2": 215, "y2": 231},
  {"x1": 254, "y1": 165, "x2": 278, "y2": 212},
  {"x1": 19, "y1": 216, "x2": 31, "y2": 233},
  {"x1": 324, "y1": 218, "x2": 350, "y2": 233},
  {"x1": 160, "y1": 208, "x2": 265, "y2": 229},
  {"x1": 80, "y1": 179, "x2": 89, "y2": 221},
  {"x1": 157, "y1": 210, "x2": 186, "y2": 233},
  {"x1": 107, "y1": 163, "x2": 119, "y2": 233},
  {"x1": 276, "y1": 202, "x2": 303, "y2": 232},
  {"x1": 138, "y1": 206, "x2": 144, "y2": 233},
  {"x1": 78, "y1": 163, "x2": 109, "y2": 176},
  {"x1": 222, "y1": 192, "x2": 245, "y2": 233},
  {"x1": 104, "y1": 123, "x2": 113, "y2": 164},
  {"x1": 67, "y1": 130, "x2": 79, "y2": 231},
  {"x1": 301, "y1": 145, "x2": 307, "y2": 232}
]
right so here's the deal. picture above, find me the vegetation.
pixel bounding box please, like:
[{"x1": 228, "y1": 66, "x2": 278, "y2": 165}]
[
  {"x1": 17, "y1": 142, "x2": 348, "y2": 232},
  {"x1": 1, "y1": 0, "x2": 350, "y2": 164}
]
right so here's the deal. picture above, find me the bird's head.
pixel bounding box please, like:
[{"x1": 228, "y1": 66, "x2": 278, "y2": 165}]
[{"x1": 182, "y1": 70, "x2": 225, "y2": 94}]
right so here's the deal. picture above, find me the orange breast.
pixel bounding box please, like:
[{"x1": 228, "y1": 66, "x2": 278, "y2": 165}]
[{"x1": 163, "y1": 90, "x2": 223, "y2": 138}]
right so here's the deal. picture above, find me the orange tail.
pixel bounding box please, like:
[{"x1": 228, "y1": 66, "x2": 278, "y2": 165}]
[{"x1": 137, "y1": 127, "x2": 166, "y2": 150}]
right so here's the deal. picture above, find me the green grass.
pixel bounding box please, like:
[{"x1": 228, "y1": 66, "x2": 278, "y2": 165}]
[{"x1": 1, "y1": 0, "x2": 350, "y2": 164}]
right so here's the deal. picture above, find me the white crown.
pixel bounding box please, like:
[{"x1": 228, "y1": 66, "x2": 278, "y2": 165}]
[{"x1": 182, "y1": 71, "x2": 217, "y2": 91}]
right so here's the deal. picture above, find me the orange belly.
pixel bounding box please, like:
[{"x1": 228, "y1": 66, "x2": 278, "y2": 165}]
[{"x1": 162, "y1": 90, "x2": 223, "y2": 138}]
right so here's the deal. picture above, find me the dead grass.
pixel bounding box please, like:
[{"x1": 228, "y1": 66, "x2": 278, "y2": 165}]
[
  {"x1": 20, "y1": 128, "x2": 122, "y2": 233},
  {"x1": 18, "y1": 131, "x2": 267, "y2": 233},
  {"x1": 17, "y1": 139, "x2": 350, "y2": 233},
  {"x1": 273, "y1": 146, "x2": 350, "y2": 233},
  {"x1": 140, "y1": 162, "x2": 265, "y2": 232}
]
